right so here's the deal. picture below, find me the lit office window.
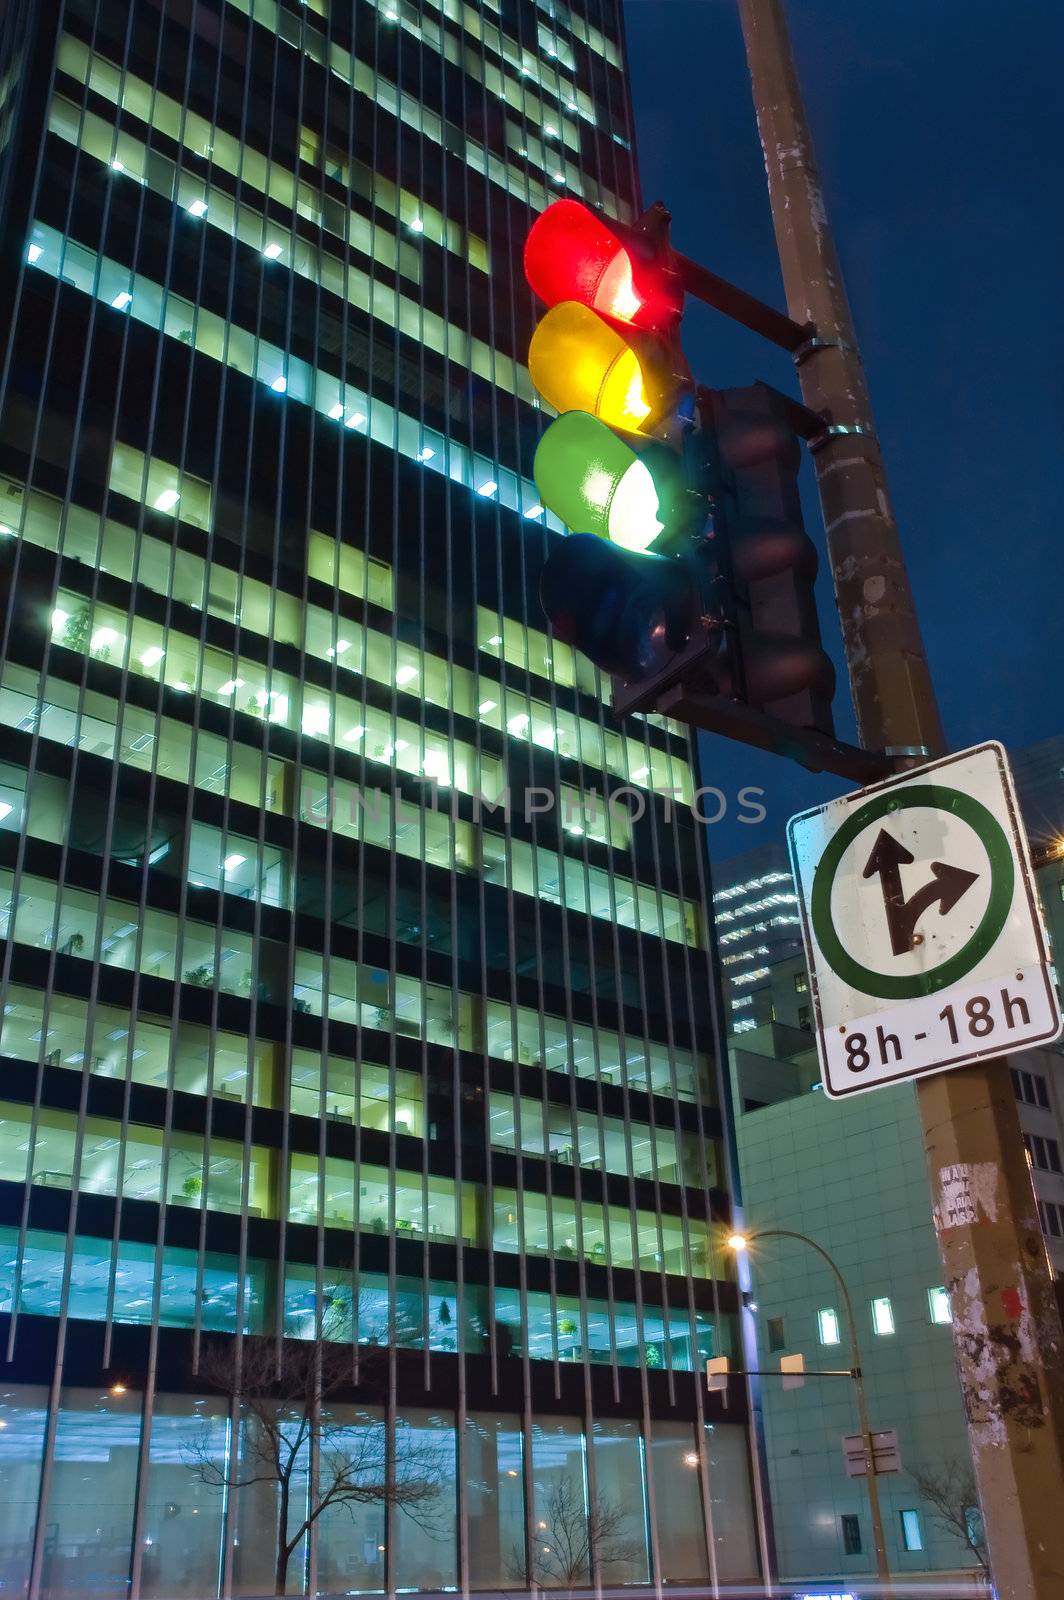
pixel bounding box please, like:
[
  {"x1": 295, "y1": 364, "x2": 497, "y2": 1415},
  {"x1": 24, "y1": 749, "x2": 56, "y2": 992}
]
[
  {"x1": 108, "y1": 442, "x2": 212, "y2": 529},
  {"x1": 871, "y1": 1296, "x2": 895, "y2": 1336},
  {"x1": 900, "y1": 1509, "x2": 923, "y2": 1551},
  {"x1": 928, "y1": 1286, "x2": 952, "y2": 1325},
  {"x1": 817, "y1": 1308, "x2": 840, "y2": 1346}
]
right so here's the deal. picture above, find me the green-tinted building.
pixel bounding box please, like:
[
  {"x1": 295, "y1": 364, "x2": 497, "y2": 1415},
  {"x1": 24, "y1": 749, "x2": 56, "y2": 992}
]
[{"x1": 0, "y1": 0, "x2": 761, "y2": 1593}]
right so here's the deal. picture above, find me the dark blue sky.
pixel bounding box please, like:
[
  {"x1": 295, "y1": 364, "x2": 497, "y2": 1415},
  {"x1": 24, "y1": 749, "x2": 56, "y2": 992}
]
[{"x1": 624, "y1": 0, "x2": 1064, "y2": 858}]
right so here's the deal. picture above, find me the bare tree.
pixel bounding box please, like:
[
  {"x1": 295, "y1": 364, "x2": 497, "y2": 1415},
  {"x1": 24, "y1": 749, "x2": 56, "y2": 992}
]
[
  {"x1": 912, "y1": 1458, "x2": 989, "y2": 1573},
  {"x1": 185, "y1": 1335, "x2": 444, "y2": 1595},
  {"x1": 511, "y1": 1478, "x2": 642, "y2": 1593}
]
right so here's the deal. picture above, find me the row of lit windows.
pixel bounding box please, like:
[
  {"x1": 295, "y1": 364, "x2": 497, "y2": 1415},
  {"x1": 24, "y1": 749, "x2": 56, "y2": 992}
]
[
  {"x1": 46, "y1": 576, "x2": 691, "y2": 805},
  {"x1": 406, "y1": 0, "x2": 606, "y2": 126},
  {"x1": 47, "y1": 99, "x2": 525, "y2": 404},
  {"x1": 26, "y1": 221, "x2": 564, "y2": 531},
  {"x1": 718, "y1": 915, "x2": 800, "y2": 947},
  {"x1": 225, "y1": 0, "x2": 624, "y2": 222},
  {"x1": 43, "y1": 584, "x2": 688, "y2": 810},
  {"x1": 805, "y1": 1286, "x2": 952, "y2": 1347},
  {"x1": 1, "y1": 1229, "x2": 727, "y2": 1378},
  {"x1": 0, "y1": 1100, "x2": 724, "y2": 1276},
  {"x1": 78, "y1": 445, "x2": 688, "y2": 789},
  {"x1": 534, "y1": 0, "x2": 624, "y2": 71},
  {"x1": 0, "y1": 860, "x2": 709, "y2": 1099},
  {"x1": 488, "y1": 1091, "x2": 716, "y2": 1188},
  {"x1": 713, "y1": 870, "x2": 793, "y2": 904},
  {"x1": 0, "y1": 665, "x2": 703, "y2": 977},
  {"x1": 0, "y1": 981, "x2": 422, "y2": 1129},
  {"x1": 0, "y1": 982, "x2": 702, "y2": 1155},
  {"x1": 360, "y1": 0, "x2": 590, "y2": 155},
  {"x1": 57, "y1": 35, "x2": 489, "y2": 276},
  {"x1": 6, "y1": 453, "x2": 685, "y2": 752},
  {"x1": 721, "y1": 946, "x2": 770, "y2": 968},
  {"x1": 714, "y1": 891, "x2": 799, "y2": 926},
  {"x1": 4, "y1": 745, "x2": 698, "y2": 947},
  {"x1": 0, "y1": 980, "x2": 715, "y2": 1187}
]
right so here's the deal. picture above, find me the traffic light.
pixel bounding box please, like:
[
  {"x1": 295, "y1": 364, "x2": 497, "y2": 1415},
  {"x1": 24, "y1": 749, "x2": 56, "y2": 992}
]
[
  {"x1": 522, "y1": 197, "x2": 836, "y2": 754},
  {"x1": 532, "y1": 412, "x2": 692, "y2": 554},
  {"x1": 524, "y1": 197, "x2": 683, "y2": 334},
  {"x1": 537, "y1": 384, "x2": 836, "y2": 740},
  {"x1": 524, "y1": 199, "x2": 693, "y2": 550}
]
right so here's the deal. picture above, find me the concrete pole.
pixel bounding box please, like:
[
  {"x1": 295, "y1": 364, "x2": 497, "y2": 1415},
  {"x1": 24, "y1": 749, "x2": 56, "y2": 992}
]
[{"x1": 736, "y1": 2, "x2": 1064, "y2": 1594}]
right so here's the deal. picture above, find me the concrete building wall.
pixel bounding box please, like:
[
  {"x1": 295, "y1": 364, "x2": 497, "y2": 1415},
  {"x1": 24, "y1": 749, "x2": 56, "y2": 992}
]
[{"x1": 735, "y1": 1071, "x2": 980, "y2": 1581}]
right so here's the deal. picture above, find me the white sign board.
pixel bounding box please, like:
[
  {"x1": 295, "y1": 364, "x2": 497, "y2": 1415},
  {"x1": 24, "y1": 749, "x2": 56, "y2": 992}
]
[
  {"x1": 788, "y1": 742, "x2": 1061, "y2": 1098},
  {"x1": 842, "y1": 1429, "x2": 902, "y2": 1477}
]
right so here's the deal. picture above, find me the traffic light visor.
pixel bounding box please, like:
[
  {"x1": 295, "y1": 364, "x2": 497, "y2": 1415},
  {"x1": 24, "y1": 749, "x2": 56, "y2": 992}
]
[
  {"x1": 524, "y1": 199, "x2": 644, "y2": 323},
  {"x1": 533, "y1": 412, "x2": 663, "y2": 552},
  {"x1": 529, "y1": 302, "x2": 652, "y2": 434}
]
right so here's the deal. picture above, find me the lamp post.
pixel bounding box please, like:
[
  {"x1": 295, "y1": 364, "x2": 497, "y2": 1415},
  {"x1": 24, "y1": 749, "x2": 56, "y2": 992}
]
[{"x1": 728, "y1": 1228, "x2": 891, "y2": 1585}]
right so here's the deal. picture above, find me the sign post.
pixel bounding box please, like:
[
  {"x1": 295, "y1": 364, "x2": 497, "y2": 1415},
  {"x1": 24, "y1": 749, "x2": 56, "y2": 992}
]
[{"x1": 788, "y1": 741, "x2": 1061, "y2": 1098}]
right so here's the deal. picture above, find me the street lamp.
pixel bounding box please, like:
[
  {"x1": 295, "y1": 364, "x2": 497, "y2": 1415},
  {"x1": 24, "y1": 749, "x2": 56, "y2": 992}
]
[{"x1": 727, "y1": 1227, "x2": 891, "y2": 1584}]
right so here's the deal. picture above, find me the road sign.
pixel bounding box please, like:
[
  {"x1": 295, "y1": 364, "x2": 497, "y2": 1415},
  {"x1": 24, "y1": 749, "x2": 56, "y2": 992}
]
[
  {"x1": 780, "y1": 1352, "x2": 805, "y2": 1390},
  {"x1": 788, "y1": 741, "x2": 1062, "y2": 1098},
  {"x1": 706, "y1": 1355, "x2": 729, "y2": 1393},
  {"x1": 843, "y1": 1429, "x2": 901, "y2": 1478}
]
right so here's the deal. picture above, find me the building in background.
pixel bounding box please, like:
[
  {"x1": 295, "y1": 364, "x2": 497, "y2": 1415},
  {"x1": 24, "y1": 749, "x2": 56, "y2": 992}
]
[
  {"x1": 720, "y1": 735, "x2": 1064, "y2": 1582},
  {"x1": 0, "y1": 0, "x2": 760, "y2": 1594},
  {"x1": 712, "y1": 839, "x2": 804, "y2": 1039}
]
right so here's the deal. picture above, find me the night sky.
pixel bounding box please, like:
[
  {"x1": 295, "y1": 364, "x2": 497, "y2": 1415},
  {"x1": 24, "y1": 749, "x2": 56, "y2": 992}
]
[{"x1": 624, "y1": 0, "x2": 1064, "y2": 859}]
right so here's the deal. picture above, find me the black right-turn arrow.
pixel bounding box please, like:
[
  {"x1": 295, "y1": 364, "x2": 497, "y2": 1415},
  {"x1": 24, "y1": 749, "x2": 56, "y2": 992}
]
[{"x1": 862, "y1": 828, "x2": 979, "y2": 957}]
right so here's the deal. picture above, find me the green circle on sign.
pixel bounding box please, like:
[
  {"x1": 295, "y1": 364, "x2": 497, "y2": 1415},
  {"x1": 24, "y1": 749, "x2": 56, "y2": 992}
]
[{"x1": 810, "y1": 784, "x2": 1014, "y2": 1000}]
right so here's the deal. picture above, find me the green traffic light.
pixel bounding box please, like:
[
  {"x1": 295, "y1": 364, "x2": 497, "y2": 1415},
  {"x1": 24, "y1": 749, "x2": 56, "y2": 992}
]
[{"x1": 533, "y1": 411, "x2": 671, "y2": 553}]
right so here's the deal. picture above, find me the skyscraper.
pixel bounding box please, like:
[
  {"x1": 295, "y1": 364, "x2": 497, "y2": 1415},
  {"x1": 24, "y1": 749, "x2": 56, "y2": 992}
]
[{"x1": 0, "y1": 0, "x2": 759, "y2": 1593}]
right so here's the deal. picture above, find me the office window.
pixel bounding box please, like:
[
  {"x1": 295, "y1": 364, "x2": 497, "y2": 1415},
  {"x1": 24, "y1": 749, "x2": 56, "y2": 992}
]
[
  {"x1": 766, "y1": 1316, "x2": 786, "y2": 1354},
  {"x1": 871, "y1": 1296, "x2": 895, "y2": 1336},
  {"x1": 817, "y1": 1308, "x2": 840, "y2": 1346},
  {"x1": 1013, "y1": 1068, "x2": 1052, "y2": 1109},
  {"x1": 1040, "y1": 1201, "x2": 1063, "y2": 1239},
  {"x1": 108, "y1": 441, "x2": 212, "y2": 529},
  {"x1": 900, "y1": 1509, "x2": 924, "y2": 1551},
  {"x1": 1026, "y1": 1134, "x2": 1063, "y2": 1173},
  {"x1": 793, "y1": 972, "x2": 808, "y2": 993},
  {"x1": 928, "y1": 1286, "x2": 952, "y2": 1325},
  {"x1": 841, "y1": 1513, "x2": 862, "y2": 1555}
]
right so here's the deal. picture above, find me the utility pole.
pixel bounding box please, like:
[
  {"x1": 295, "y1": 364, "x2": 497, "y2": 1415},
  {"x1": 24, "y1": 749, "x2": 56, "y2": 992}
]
[{"x1": 736, "y1": 1, "x2": 1064, "y2": 1594}]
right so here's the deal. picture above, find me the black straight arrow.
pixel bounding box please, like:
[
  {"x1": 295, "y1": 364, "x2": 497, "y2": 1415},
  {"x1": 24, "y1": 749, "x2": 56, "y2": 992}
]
[{"x1": 862, "y1": 828, "x2": 979, "y2": 957}]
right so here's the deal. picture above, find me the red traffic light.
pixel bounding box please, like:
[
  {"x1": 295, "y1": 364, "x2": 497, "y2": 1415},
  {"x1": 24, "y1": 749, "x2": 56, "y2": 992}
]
[{"x1": 524, "y1": 200, "x2": 681, "y2": 334}]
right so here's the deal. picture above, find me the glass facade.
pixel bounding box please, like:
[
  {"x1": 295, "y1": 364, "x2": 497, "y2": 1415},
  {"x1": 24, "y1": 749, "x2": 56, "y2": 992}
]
[{"x1": 0, "y1": 0, "x2": 758, "y2": 1591}]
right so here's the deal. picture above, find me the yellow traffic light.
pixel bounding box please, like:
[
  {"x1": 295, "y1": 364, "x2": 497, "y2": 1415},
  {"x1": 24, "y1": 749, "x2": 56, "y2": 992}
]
[{"x1": 529, "y1": 301, "x2": 654, "y2": 434}]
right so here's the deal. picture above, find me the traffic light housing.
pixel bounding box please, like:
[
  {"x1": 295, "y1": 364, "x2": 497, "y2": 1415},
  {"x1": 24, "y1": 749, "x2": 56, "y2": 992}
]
[
  {"x1": 522, "y1": 199, "x2": 840, "y2": 766},
  {"x1": 524, "y1": 199, "x2": 694, "y2": 547},
  {"x1": 700, "y1": 383, "x2": 835, "y2": 733},
  {"x1": 538, "y1": 384, "x2": 837, "y2": 744},
  {"x1": 524, "y1": 197, "x2": 683, "y2": 335}
]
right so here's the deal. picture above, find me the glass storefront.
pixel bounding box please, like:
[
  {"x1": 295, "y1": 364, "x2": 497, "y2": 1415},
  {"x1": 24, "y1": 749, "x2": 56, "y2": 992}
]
[{"x1": 0, "y1": 1384, "x2": 756, "y2": 1594}]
